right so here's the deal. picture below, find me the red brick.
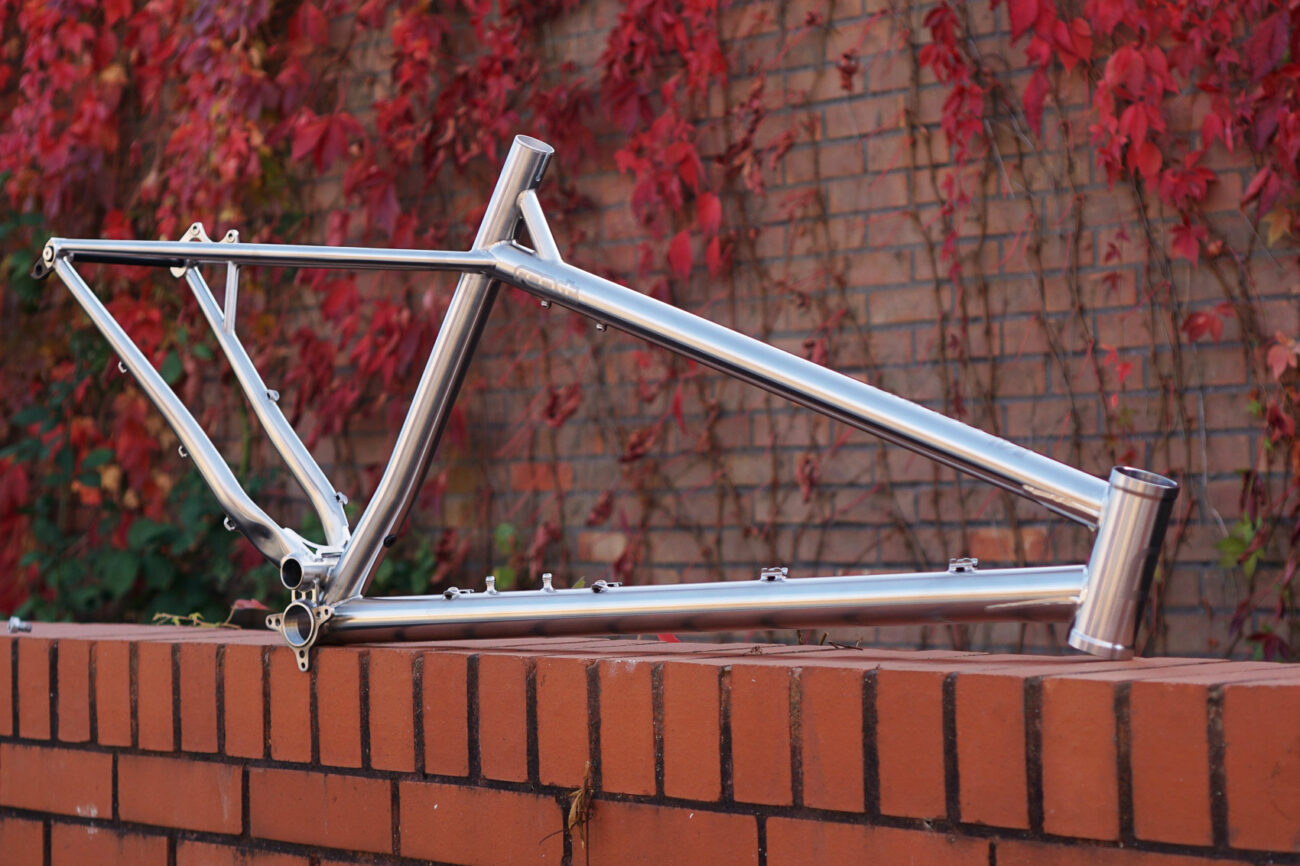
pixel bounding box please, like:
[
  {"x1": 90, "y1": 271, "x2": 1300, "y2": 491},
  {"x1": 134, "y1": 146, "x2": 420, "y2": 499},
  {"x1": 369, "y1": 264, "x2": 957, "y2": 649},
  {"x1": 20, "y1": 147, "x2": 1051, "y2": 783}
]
[
  {"x1": 509, "y1": 461, "x2": 573, "y2": 492},
  {"x1": 94, "y1": 640, "x2": 132, "y2": 746},
  {"x1": 119, "y1": 753, "x2": 242, "y2": 833},
  {"x1": 662, "y1": 663, "x2": 721, "y2": 801},
  {"x1": 56, "y1": 639, "x2": 90, "y2": 742},
  {"x1": 0, "y1": 743, "x2": 112, "y2": 817},
  {"x1": 1223, "y1": 682, "x2": 1300, "y2": 852},
  {"x1": 268, "y1": 646, "x2": 310, "y2": 762},
  {"x1": 585, "y1": 800, "x2": 756, "y2": 866},
  {"x1": 399, "y1": 780, "x2": 563, "y2": 865},
  {"x1": 798, "y1": 666, "x2": 864, "y2": 812},
  {"x1": 599, "y1": 659, "x2": 655, "y2": 795},
  {"x1": 17, "y1": 636, "x2": 51, "y2": 738},
  {"x1": 50, "y1": 823, "x2": 167, "y2": 866},
  {"x1": 876, "y1": 669, "x2": 945, "y2": 819},
  {"x1": 767, "y1": 817, "x2": 988, "y2": 865},
  {"x1": 1129, "y1": 681, "x2": 1211, "y2": 846},
  {"x1": 137, "y1": 640, "x2": 175, "y2": 751},
  {"x1": 968, "y1": 526, "x2": 1048, "y2": 563},
  {"x1": 180, "y1": 641, "x2": 218, "y2": 752},
  {"x1": 248, "y1": 767, "x2": 391, "y2": 853},
  {"x1": 956, "y1": 672, "x2": 1028, "y2": 828},
  {"x1": 1040, "y1": 677, "x2": 1119, "y2": 840},
  {"x1": 477, "y1": 653, "x2": 529, "y2": 781},
  {"x1": 315, "y1": 647, "x2": 361, "y2": 768},
  {"x1": 536, "y1": 656, "x2": 590, "y2": 787},
  {"x1": 423, "y1": 651, "x2": 469, "y2": 776},
  {"x1": 368, "y1": 648, "x2": 415, "y2": 772},
  {"x1": 0, "y1": 815, "x2": 43, "y2": 866},
  {"x1": 177, "y1": 840, "x2": 310, "y2": 866},
  {"x1": 730, "y1": 664, "x2": 793, "y2": 805},
  {"x1": 0, "y1": 638, "x2": 12, "y2": 737},
  {"x1": 997, "y1": 840, "x2": 1251, "y2": 865},
  {"x1": 224, "y1": 643, "x2": 264, "y2": 758}
]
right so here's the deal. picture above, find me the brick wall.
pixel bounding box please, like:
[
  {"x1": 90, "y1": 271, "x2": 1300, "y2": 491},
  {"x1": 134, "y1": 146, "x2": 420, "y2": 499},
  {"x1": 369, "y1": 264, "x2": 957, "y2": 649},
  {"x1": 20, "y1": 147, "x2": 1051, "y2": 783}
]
[{"x1": 3, "y1": 624, "x2": 1298, "y2": 864}]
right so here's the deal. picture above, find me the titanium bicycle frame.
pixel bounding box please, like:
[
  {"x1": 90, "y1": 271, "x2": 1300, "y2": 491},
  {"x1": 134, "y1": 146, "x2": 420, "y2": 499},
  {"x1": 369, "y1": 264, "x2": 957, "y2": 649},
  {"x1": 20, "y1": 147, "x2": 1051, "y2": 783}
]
[{"x1": 33, "y1": 135, "x2": 1178, "y2": 671}]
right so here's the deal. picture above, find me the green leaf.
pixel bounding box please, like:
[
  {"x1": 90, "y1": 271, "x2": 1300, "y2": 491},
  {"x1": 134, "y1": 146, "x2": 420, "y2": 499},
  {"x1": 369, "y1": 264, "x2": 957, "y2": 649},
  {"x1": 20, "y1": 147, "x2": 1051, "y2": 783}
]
[
  {"x1": 81, "y1": 448, "x2": 115, "y2": 469},
  {"x1": 10, "y1": 406, "x2": 46, "y2": 426},
  {"x1": 128, "y1": 519, "x2": 172, "y2": 550},
  {"x1": 193, "y1": 343, "x2": 214, "y2": 360},
  {"x1": 494, "y1": 523, "x2": 516, "y2": 555},
  {"x1": 160, "y1": 351, "x2": 183, "y2": 385},
  {"x1": 140, "y1": 553, "x2": 174, "y2": 590},
  {"x1": 101, "y1": 550, "x2": 139, "y2": 598}
]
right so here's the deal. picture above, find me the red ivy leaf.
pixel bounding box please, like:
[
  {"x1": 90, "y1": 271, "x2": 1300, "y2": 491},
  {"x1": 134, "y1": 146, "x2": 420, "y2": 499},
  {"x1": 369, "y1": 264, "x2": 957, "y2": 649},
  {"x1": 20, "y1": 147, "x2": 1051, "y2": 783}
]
[
  {"x1": 1182, "y1": 311, "x2": 1224, "y2": 343},
  {"x1": 696, "y1": 192, "x2": 722, "y2": 235},
  {"x1": 1170, "y1": 220, "x2": 1207, "y2": 265},
  {"x1": 1086, "y1": 0, "x2": 1124, "y2": 35},
  {"x1": 1008, "y1": 0, "x2": 1040, "y2": 41},
  {"x1": 668, "y1": 230, "x2": 693, "y2": 279},
  {"x1": 1132, "y1": 140, "x2": 1162, "y2": 182},
  {"x1": 1245, "y1": 12, "x2": 1288, "y2": 79},
  {"x1": 1267, "y1": 339, "x2": 1299, "y2": 380},
  {"x1": 705, "y1": 235, "x2": 727, "y2": 277},
  {"x1": 1023, "y1": 70, "x2": 1049, "y2": 135},
  {"x1": 104, "y1": 0, "x2": 132, "y2": 26}
]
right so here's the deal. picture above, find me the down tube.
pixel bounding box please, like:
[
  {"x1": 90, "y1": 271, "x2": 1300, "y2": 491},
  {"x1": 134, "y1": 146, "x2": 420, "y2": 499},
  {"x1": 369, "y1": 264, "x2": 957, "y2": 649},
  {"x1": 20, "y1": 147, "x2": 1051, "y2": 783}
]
[
  {"x1": 322, "y1": 136, "x2": 556, "y2": 604},
  {"x1": 490, "y1": 243, "x2": 1109, "y2": 527}
]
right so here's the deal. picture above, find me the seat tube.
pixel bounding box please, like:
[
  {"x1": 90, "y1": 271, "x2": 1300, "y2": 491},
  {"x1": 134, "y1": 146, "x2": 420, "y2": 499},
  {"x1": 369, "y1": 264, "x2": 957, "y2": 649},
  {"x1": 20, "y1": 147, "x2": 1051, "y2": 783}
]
[{"x1": 322, "y1": 136, "x2": 555, "y2": 603}]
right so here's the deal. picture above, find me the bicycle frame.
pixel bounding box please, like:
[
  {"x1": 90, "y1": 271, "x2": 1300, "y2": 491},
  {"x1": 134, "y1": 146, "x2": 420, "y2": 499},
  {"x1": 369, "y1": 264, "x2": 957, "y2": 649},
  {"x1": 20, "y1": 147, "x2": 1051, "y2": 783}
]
[{"x1": 33, "y1": 135, "x2": 1178, "y2": 671}]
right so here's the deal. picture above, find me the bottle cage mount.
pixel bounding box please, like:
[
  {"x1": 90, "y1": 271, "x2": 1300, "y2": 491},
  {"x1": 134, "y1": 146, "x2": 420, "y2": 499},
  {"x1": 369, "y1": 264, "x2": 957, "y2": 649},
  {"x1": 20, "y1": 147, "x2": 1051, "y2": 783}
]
[{"x1": 33, "y1": 135, "x2": 1178, "y2": 671}]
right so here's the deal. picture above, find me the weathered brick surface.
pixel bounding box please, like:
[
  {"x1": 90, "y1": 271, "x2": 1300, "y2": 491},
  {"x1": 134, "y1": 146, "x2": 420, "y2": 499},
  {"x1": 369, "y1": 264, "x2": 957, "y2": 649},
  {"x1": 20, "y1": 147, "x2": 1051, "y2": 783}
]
[
  {"x1": 49, "y1": 823, "x2": 167, "y2": 866},
  {"x1": 17, "y1": 637, "x2": 50, "y2": 739},
  {"x1": 662, "y1": 662, "x2": 722, "y2": 801},
  {"x1": 268, "y1": 646, "x2": 310, "y2": 762},
  {"x1": 422, "y1": 650, "x2": 469, "y2": 776},
  {"x1": 119, "y1": 753, "x2": 242, "y2": 833},
  {"x1": 223, "y1": 643, "x2": 264, "y2": 759},
  {"x1": 55, "y1": 639, "x2": 90, "y2": 743},
  {"x1": 875, "y1": 668, "x2": 946, "y2": 819},
  {"x1": 368, "y1": 648, "x2": 416, "y2": 772},
  {"x1": 248, "y1": 766, "x2": 391, "y2": 853},
  {"x1": 399, "y1": 780, "x2": 563, "y2": 865},
  {"x1": 179, "y1": 642, "x2": 218, "y2": 752},
  {"x1": 315, "y1": 647, "x2": 362, "y2": 768},
  {"x1": 136, "y1": 640, "x2": 174, "y2": 751},
  {"x1": 767, "y1": 818, "x2": 989, "y2": 865},
  {"x1": 2, "y1": 626, "x2": 1297, "y2": 865},
  {"x1": 1040, "y1": 676, "x2": 1120, "y2": 840},
  {"x1": 0, "y1": 815, "x2": 44, "y2": 865},
  {"x1": 598, "y1": 658, "x2": 656, "y2": 795},
  {"x1": 176, "y1": 841, "x2": 310, "y2": 866},
  {"x1": 585, "y1": 799, "x2": 757, "y2": 866},
  {"x1": 729, "y1": 663, "x2": 794, "y2": 805},
  {"x1": 535, "y1": 655, "x2": 590, "y2": 787},
  {"x1": 476, "y1": 652, "x2": 529, "y2": 781},
  {"x1": 0, "y1": 743, "x2": 112, "y2": 817}
]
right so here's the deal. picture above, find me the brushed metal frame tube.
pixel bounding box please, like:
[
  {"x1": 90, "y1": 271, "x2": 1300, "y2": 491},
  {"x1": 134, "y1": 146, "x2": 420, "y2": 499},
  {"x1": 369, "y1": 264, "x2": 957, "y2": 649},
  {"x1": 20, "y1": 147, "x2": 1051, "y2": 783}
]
[
  {"x1": 182, "y1": 267, "x2": 350, "y2": 548},
  {"x1": 50, "y1": 257, "x2": 316, "y2": 565},
  {"x1": 36, "y1": 134, "x2": 1178, "y2": 668},
  {"x1": 323, "y1": 565, "x2": 1085, "y2": 642},
  {"x1": 41, "y1": 237, "x2": 497, "y2": 273},
  {"x1": 487, "y1": 243, "x2": 1109, "y2": 527},
  {"x1": 322, "y1": 135, "x2": 555, "y2": 603}
]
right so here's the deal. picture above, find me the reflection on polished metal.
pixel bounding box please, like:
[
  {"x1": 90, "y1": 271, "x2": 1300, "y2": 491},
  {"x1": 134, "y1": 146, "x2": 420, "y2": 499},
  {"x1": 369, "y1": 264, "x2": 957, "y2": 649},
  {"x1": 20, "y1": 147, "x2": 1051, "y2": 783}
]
[{"x1": 36, "y1": 135, "x2": 1178, "y2": 671}]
